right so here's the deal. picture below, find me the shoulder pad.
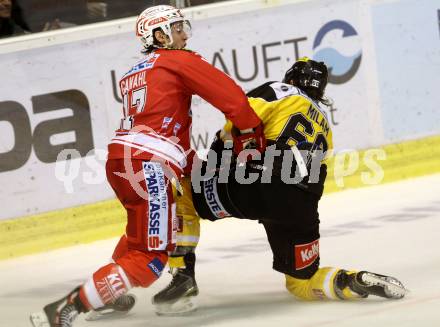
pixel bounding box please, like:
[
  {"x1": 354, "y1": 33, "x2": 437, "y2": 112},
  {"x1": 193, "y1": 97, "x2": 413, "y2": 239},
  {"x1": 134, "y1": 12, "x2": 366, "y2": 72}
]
[
  {"x1": 269, "y1": 82, "x2": 322, "y2": 107},
  {"x1": 246, "y1": 81, "x2": 277, "y2": 101},
  {"x1": 268, "y1": 82, "x2": 303, "y2": 100}
]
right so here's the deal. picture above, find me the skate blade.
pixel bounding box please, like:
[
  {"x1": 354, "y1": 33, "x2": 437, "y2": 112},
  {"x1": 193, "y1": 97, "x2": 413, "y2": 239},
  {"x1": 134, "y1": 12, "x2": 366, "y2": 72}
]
[
  {"x1": 85, "y1": 294, "x2": 137, "y2": 321},
  {"x1": 30, "y1": 312, "x2": 50, "y2": 327},
  {"x1": 85, "y1": 308, "x2": 131, "y2": 321},
  {"x1": 361, "y1": 273, "x2": 408, "y2": 299},
  {"x1": 154, "y1": 297, "x2": 197, "y2": 316}
]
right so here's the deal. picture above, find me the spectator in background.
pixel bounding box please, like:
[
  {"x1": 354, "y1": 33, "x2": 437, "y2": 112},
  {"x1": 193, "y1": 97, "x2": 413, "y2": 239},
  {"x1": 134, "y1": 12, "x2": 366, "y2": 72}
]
[
  {"x1": 3, "y1": 0, "x2": 225, "y2": 37},
  {"x1": 16, "y1": 0, "x2": 89, "y2": 32},
  {"x1": 86, "y1": 0, "x2": 108, "y2": 22},
  {"x1": 187, "y1": 0, "x2": 222, "y2": 6},
  {"x1": 87, "y1": 0, "x2": 159, "y2": 21},
  {"x1": 0, "y1": 0, "x2": 30, "y2": 38},
  {"x1": 87, "y1": 1, "x2": 214, "y2": 22}
]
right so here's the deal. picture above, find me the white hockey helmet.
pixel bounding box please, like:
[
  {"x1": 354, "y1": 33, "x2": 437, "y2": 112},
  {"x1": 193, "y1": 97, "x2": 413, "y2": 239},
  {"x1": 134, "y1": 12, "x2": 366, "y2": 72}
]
[{"x1": 135, "y1": 5, "x2": 191, "y2": 51}]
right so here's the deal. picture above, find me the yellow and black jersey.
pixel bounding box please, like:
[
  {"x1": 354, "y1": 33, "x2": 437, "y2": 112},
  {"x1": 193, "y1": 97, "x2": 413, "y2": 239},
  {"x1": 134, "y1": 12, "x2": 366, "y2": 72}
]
[
  {"x1": 223, "y1": 81, "x2": 333, "y2": 159},
  {"x1": 219, "y1": 81, "x2": 333, "y2": 197}
]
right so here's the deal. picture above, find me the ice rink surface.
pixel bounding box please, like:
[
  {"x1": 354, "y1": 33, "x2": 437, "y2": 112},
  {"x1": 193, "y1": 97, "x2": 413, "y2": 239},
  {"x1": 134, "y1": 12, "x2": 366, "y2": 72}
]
[{"x1": 1, "y1": 174, "x2": 440, "y2": 327}]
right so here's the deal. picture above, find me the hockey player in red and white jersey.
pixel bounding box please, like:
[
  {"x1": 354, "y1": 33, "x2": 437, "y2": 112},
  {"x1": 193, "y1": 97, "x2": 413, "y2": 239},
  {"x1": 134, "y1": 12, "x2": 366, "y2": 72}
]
[{"x1": 30, "y1": 5, "x2": 265, "y2": 327}]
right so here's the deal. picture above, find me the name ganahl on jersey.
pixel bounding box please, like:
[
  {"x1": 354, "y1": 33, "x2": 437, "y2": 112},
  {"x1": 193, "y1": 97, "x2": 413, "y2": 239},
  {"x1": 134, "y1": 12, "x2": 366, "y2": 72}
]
[
  {"x1": 294, "y1": 239, "x2": 319, "y2": 270},
  {"x1": 120, "y1": 70, "x2": 147, "y2": 96}
]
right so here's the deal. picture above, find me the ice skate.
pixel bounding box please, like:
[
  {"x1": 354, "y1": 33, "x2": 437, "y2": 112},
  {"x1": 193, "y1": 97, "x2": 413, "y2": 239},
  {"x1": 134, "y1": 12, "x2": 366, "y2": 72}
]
[
  {"x1": 349, "y1": 271, "x2": 407, "y2": 299},
  {"x1": 85, "y1": 293, "x2": 137, "y2": 321},
  {"x1": 152, "y1": 253, "x2": 199, "y2": 315},
  {"x1": 30, "y1": 287, "x2": 85, "y2": 327},
  {"x1": 154, "y1": 294, "x2": 198, "y2": 316}
]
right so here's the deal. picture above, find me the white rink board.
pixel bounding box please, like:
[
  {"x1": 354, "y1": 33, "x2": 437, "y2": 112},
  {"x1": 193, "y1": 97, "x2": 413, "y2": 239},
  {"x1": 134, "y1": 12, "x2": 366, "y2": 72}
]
[
  {"x1": 191, "y1": 0, "x2": 378, "y2": 152},
  {"x1": 1, "y1": 174, "x2": 440, "y2": 327},
  {"x1": 0, "y1": 0, "x2": 373, "y2": 220},
  {"x1": 0, "y1": 0, "x2": 439, "y2": 220}
]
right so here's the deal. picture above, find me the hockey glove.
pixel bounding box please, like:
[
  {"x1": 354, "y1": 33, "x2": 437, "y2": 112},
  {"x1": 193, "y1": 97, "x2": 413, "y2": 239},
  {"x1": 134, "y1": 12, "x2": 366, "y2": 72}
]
[{"x1": 232, "y1": 123, "x2": 266, "y2": 155}]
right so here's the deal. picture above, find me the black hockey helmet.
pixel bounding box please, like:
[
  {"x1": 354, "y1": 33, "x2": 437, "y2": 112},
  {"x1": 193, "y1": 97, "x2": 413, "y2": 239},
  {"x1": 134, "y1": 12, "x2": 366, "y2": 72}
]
[{"x1": 283, "y1": 57, "x2": 328, "y2": 102}]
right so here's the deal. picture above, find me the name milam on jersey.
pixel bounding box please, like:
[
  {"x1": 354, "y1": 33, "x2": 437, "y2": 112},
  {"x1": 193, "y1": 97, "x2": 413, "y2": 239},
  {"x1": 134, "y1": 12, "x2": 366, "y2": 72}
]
[{"x1": 306, "y1": 105, "x2": 330, "y2": 136}]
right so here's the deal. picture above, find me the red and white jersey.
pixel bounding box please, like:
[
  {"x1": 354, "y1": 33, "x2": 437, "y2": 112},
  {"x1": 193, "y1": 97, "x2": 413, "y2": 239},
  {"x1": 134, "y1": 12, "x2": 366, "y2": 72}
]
[{"x1": 108, "y1": 48, "x2": 261, "y2": 174}]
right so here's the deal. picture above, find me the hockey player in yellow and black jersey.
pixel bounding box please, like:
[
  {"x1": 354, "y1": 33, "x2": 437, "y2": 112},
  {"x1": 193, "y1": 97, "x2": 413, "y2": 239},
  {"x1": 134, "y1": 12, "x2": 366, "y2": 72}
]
[
  {"x1": 221, "y1": 62, "x2": 334, "y2": 198},
  {"x1": 89, "y1": 58, "x2": 406, "y2": 318}
]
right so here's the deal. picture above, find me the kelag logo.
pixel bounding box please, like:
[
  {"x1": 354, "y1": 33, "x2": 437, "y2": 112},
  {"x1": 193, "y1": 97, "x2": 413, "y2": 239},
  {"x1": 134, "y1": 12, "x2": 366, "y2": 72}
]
[{"x1": 312, "y1": 20, "x2": 362, "y2": 84}]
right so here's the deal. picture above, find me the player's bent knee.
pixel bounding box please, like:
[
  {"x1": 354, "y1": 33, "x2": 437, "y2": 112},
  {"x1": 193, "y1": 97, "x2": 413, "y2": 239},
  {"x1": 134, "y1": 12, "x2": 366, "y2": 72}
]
[
  {"x1": 112, "y1": 235, "x2": 129, "y2": 261},
  {"x1": 115, "y1": 250, "x2": 168, "y2": 288}
]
